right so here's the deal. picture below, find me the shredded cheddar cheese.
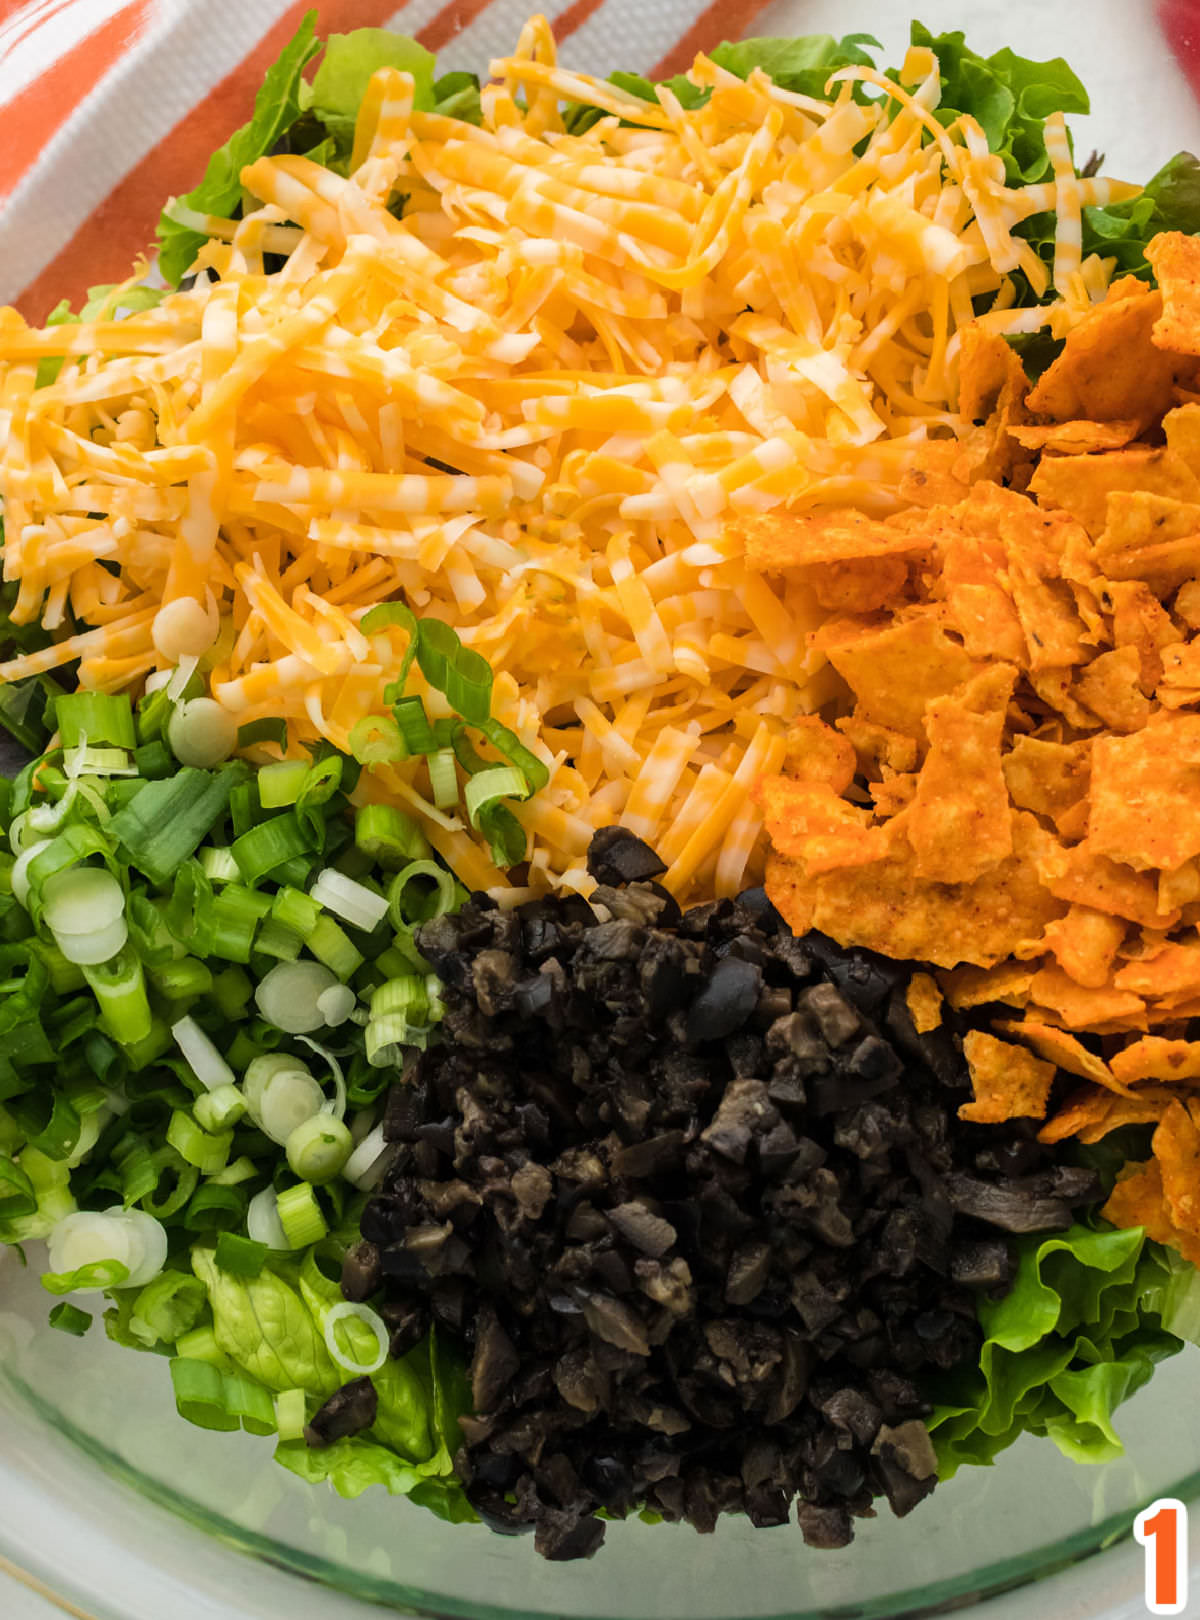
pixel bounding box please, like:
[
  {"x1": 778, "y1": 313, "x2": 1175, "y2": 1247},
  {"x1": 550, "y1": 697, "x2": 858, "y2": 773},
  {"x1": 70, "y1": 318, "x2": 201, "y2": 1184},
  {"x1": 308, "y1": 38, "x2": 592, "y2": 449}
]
[{"x1": 0, "y1": 20, "x2": 1139, "y2": 899}]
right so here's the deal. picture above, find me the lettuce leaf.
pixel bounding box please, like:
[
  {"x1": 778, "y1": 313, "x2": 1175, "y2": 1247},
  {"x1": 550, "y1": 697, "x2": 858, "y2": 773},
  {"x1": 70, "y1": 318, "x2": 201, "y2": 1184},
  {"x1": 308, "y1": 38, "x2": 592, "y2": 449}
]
[
  {"x1": 910, "y1": 23, "x2": 1088, "y2": 184},
  {"x1": 157, "y1": 12, "x2": 321, "y2": 287},
  {"x1": 191, "y1": 1246, "x2": 341, "y2": 1395},
  {"x1": 707, "y1": 33, "x2": 879, "y2": 95},
  {"x1": 308, "y1": 29, "x2": 436, "y2": 157},
  {"x1": 929, "y1": 1224, "x2": 1184, "y2": 1478}
]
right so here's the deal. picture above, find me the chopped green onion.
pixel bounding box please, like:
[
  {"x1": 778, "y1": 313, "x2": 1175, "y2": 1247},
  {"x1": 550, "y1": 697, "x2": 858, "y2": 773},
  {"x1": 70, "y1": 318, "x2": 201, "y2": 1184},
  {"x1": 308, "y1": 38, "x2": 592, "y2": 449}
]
[
  {"x1": 246, "y1": 1185, "x2": 290, "y2": 1249},
  {"x1": 182, "y1": 1182, "x2": 248, "y2": 1232},
  {"x1": 110, "y1": 767, "x2": 237, "y2": 886},
  {"x1": 174, "y1": 1326, "x2": 232, "y2": 1370},
  {"x1": 343, "y1": 1123, "x2": 390, "y2": 1190},
  {"x1": 427, "y1": 748, "x2": 459, "y2": 808},
  {"x1": 26, "y1": 1093, "x2": 82, "y2": 1162},
  {"x1": 140, "y1": 1147, "x2": 199, "y2": 1220},
  {"x1": 257, "y1": 1069, "x2": 325, "y2": 1146},
  {"x1": 365, "y1": 1014, "x2": 430, "y2": 1067},
  {"x1": 237, "y1": 717, "x2": 288, "y2": 752},
  {"x1": 315, "y1": 983, "x2": 356, "y2": 1026},
  {"x1": 83, "y1": 950, "x2": 153, "y2": 1045},
  {"x1": 199, "y1": 846, "x2": 240, "y2": 884},
  {"x1": 362, "y1": 600, "x2": 419, "y2": 693},
  {"x1": 307, "y1": 915, "x2": 363, "y2": 981},
  {"x1": 111, "y1": 1132, "x2": 158, "y2": 1205},
  {"x1": 275, "y1": 1182, "x2": 327, "y2": 1248},
  {"x1": 231, "y1": 811, "x2": 314, "y2": 886},
  {"x1": 149, "y1": 957, "x2": 214, "y2": 1002},
  {"x1": 371, "y1": 975, "x2": 428, "y2": 1021},
  {"x1": 353, "y1": 802, "x2": 429, "y2": 868},
  {"x1": 392, "y1": 694, "x2": 436, "y2": 754},
  {"x1": 258, "y1": 760, "x2": 312, "y2": 808},
  {"x1": 132, "y1": 740, "x2": 174, "y2": 780},
  {"x1": 309, "y1": 868, "x2": 390, "y2": 932},
  {"x1": 254, "y1": 961, "x2": 340, "y2": 1033},
  {"x1": 169, "y1": 1358, "x2": 240, "y2": 1432},
  {"x1": 323, "y1": 1300, "x2": 388, "y2": 1376},
  {"x1": 274, "y1": 1387, "x2": 307, "y2": 1442},
  {"x1": 254, "y1": 917, "x2": 304, "y2": 962},
  {"x1": 285, "y1": 1115, "x2": 353, "y2": 1183},
  {"x1": 214, "y1": 1231, "x2": 268, "y2": 1277},
  {"x1": 211, "y1": 965, "x2": 253, "y2": 1021},
  {"x1": 172, "y1": 1014, "x2": 235, "y2": 1092},
  {"x1": 348, "y1": 714, "x2": 406, "y2": 765},
  {"x1": 270, "y1": 885, "x2": 322, "y2": 938},
  {"x1": 26, "y1": 936, "x2": 86, "y2": 995},
  {"x1": 194, "y1": 1084, "x2": 247, "y2": 1134},
  {"x1": 128, "y1": 1271, "x2": 206, "y2": 1346},
  {"x1": 0, "y1": 1155, "x2": 37, "y2": 1222},
  {"x1": 477, "y1": 801, "x2": 527, "y2": 868},
  {"x1": 464, "y1": 765, "x2": 531, "y2": 826},
  {"x1": 208, "y1": 1155, "x2": 259, "y2": 1188},
  {"x1": 387, "y1": 860, "x2": 457, "y2": 928},
  {"x1": 478, "y1": 717, "x2": 550, "y2": 792},
  {"x1": 49, "y1": 1301, "x2": 92, "y2": 1336},
  {"x1": 167, "y1": 699, "x2": 238, "y2": 768},
  {"x1": 55, "y1": 693, "x2": 136, "y2": 750},
  {"x1": 415, "y1": 618, "x2": 492, "y2": 726},
  {"x1": 208, "y1": 884, "x2": 270, "y2": 963},
  {"x1": 166, "y1": 1110, "x2": 233, "y2": 1175}
]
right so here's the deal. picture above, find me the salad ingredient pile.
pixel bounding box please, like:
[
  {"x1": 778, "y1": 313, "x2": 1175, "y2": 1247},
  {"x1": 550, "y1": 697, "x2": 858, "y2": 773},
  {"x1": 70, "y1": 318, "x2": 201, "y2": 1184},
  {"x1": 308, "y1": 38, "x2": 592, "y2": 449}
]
[
  {"x1": 364, "y1": 829, "x2": 1101, "y2": 1554},
  {"x1": 0, "y1": 18, "x2": 1153, "y2": 901},
  {"x1": 0, "y1": 10, "x2": 1199, "y2": 1570},
  {"x1": 756, "y1": 234, "x2": 1200, "y2": 1275}
]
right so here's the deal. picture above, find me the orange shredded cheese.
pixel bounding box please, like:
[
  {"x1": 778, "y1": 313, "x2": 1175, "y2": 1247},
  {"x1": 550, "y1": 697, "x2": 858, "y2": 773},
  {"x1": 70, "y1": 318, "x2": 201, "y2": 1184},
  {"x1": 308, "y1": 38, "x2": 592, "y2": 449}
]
[{"x1": 0, "y1": 27, "x2": 1136, "y2": 898}]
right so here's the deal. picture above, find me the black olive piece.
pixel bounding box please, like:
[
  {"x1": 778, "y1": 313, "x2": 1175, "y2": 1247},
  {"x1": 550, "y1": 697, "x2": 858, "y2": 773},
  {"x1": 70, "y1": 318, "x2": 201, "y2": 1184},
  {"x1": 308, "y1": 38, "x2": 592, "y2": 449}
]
[
  {"x1": 533, "y1": 1508, "x2": 606, "y2": 1561},
  {"x1": 340, "y1": 1240, "x2": 382, "y2": 1302},
  {"x1": 735, "y1": 886, "x2": 783, "y2": 932},
  {"x1": 471, "y1": 1303, "x2": 522, "y2": 1414},
  {"x1": 950, "y1": 1239, "x2": 1015, "y2": 1290},
  {"x1": 943, "y1": 1173, "x2": 1073, "y2": 1233},
  {"x1": 796, "y1": 1501, "x2": 854, "y2": 1549},
  {"x1": 586, "y1": 826, "x2": 668, "y2": 886},
  {"x1": 304, "y1": 1377, "x2": 378, "y2": 1447},
  {"x1": 686, "y1": 956, "x2": 763, "y2": 1045}
]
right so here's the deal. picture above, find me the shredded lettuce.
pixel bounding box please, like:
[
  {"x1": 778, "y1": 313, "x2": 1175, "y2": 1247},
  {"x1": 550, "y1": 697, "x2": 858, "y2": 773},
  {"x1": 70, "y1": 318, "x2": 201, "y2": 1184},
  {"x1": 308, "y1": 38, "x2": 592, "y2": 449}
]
[
  {"x1": 930, "y1": 1224, "x2": 1184, "y2": 1477},
  {"x1": 157, "y1": 12, "x2": 321, "y2": 287}
]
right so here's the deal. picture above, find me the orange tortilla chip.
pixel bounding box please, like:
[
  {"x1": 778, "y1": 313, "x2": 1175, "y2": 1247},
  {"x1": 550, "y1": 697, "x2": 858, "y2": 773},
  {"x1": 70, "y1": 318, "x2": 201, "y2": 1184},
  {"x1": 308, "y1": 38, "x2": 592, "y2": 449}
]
[
  {"x1": 801, "y1": 555, "x2": 910, "y2": 614},
  {"x1": 1003, "y1": 553, "x2": 1088, "y2": 671},
  {"x1": 1031, "y1": 449, "x2": 1200, "y2": 538},
  {"x1": 1105, "y1": 580, "x2": 1177, "y2": 691},
  {"x1": 1175, "y1": 580, "x2": 1200, "y2": 628},
  {"x1": 958, "y1": 324, "x2": 1031, "y2": 426},
  {"x1": 782, "y1": 717, "x2": 857, "y2": 793},
  {"x1": 1073, "y1": 646, "x2": 1153, "y2": 732},
  {"x1": 1040, "y1": 1087, "x2": 1172, "y2": 1145},
  {"x1": 905, "y1": 972, "x2": 944, "y2": 1034},
  {"x1": 1113, "y1": 942, "x2": 1200, "y2": 1000},
  {"x1": 1026, "y1": 667, "x2": 1103, "y2": 732},
  {"x1": 835, "y1": 716, "x2": 919, "y2": 779},
  {"x1": 870, "y1": 772, "x2": 918, "y2": 819},
  {"x1": 769, "y1": 810, "x2": 1066, "y2": 970},
  {"x1": 1146, "y1": 232, "x2": 1200, "y2": 356},
  {"x1": 992, "y1": 1016, "x2": 1126, "y2": 1092},
  {"x1": 1040, "y1": 836, "x2": 1182, "y2": 930},
  {"x1": 1095, "y1": 489, "x2": 1200, "y2": 589},
  {"x1": 821, "y1": 611, "x2": 985, "y2": 740},
  {"x1": 958, "y1": 1030, "x2": 1055, "y2": 1124},
  {"x1": 1088, "y1": 717, "x2": 1200, "y2": 873},
  {"x1": 940, "y1": 962, "x2": 1037, "y2": 1010},
  {"x1": 756, "y1": 776, "x2": 888, "y2": 874},
  {"x1": 1102, "y1": 1156, "x2": 1200, "y2": 1265},
  {"x1": 1154, "y1": 1099, "x2": 1200, "y2": 1234},
  {"x1": 762, "y1": 850, "x2": 816, "y2": 937},
  {"x1": 1040, "y1": 904, "x2": 1127, "y2": 989},
  {"x1": 1026, "y1": 282, "x2": 1178, "y2": 429},
  {"x1": 1027, "y1": 965, "x2": 1146, "y2": 1031},
  {"x1": 909, "y1": 665, "x2": 1016, "y2": 884},
  {"x1": 1158, "y1": 640, "x2": 1200, "y2": 690},
  {"x1": 934, "y1": 523, "x2": 1028, "y2": 664},
  {"x1": 1008, "y1": 419, "x2": 1142, "y2": 454},
  {"x1": 740, "y1": 509, "x2": 925, "y2": 571},
  {"x1": 1001, "y1": 736, "x2": 1091, "y2": 829},
  {"x1": 1111, "y1": 1036, "x2": 1200, "y2": 1086},
  {"x1": 1159, "y1": 859, "x2": 1200, "y2": 916}
]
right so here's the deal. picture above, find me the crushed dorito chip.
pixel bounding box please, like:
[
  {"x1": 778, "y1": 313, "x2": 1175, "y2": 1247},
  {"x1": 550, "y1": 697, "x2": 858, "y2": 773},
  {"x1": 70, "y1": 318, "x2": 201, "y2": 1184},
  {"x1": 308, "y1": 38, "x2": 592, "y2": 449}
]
[
  {"x1": 1073, "y1": 646, "x2": 1152, "y2": 732},
  {"x1": 1111, "y1": 1037, "x2": 1200, "y2": 1086},
  {"x1": 1103, "y1": 1158, "x2": 1200, "y2": 1266},
  {"x1": 1026, "y1": 280, "x2": 1178, "y2": 429},
  {"x1": 1112, "y1": 941, "x2": 1200, "y2": 1001},
  {"x1": 756, "y1": 776, "x2": 888, "y2": 874},
  {"x1": 819, "y1": 611, "x2": 985, "y2": 740},
  {"x1": 1008, "y1": 419, "x2": 1142, "y2": 454},
  {"x1": 905, "y1": 972, "x2": 944, "y2": 1034},
  {"x1": 1027, "y1": 966, "x2": 1145, "y2": 1031},
  {"x1": 740, "y1": 509, "x2": 925, "y2": 572},
  {"x1": 1040, "y1": 904, "x2": 1126, "y2": 989},
  {"x1": 1032, "y1": 449, "x2": 1200, "y2": 537},
  {"x1": 1038, "y1": 836, "x2": 1178, "y2": 930},
  {"x1": 908, "y1": 665, "x2": 1015, "y2": 884},
  {"x1": 1147, "y1": 231, "x2": 1200, "y2": 356},
  {"x1": 959, "y1": 1030, "x2": 1055, "y2": 1124},
  {"x1": 782, "y1": 717, "x2": 857, "y2": 793},
  {"x1": 1087, "y1": 717, "x2": 1200, "y2": 873},
  {"x1": 1154, "y1": 1100, "x2": 1200, "y2": 1235},
  {"x1": 940, "y1": 961, "x2": 1037, "y2": 1010},
  {"x1": 994, "y1": 1017, "x2": 1125, "y2": 1092},
  {"x1": 1001, "y1": 735, "x2": 1091, "y2": 830}
]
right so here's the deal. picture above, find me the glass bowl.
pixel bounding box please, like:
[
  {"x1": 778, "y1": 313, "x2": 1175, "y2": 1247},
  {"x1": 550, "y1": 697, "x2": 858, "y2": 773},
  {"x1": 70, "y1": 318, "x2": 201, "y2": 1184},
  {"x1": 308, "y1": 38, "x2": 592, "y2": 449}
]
[{"x1": 3, "y1": 1, "x2": 1200, "y2": 1616}]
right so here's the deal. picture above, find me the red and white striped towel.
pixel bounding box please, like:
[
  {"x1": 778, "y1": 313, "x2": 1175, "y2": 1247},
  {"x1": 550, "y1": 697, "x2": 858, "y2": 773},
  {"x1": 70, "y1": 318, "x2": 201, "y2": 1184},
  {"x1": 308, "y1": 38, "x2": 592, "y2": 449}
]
[{"x1": 0, "y1": 0, "x2": 776, "y2": 321}]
